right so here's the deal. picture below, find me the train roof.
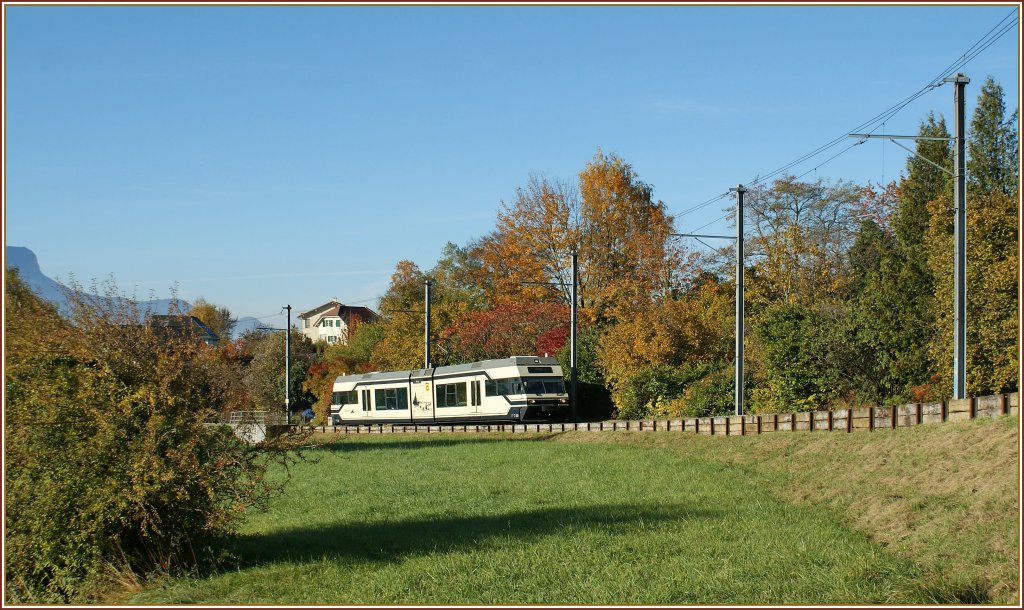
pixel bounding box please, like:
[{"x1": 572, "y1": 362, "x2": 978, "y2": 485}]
[{"x1": 334, "y1": 356, "x2": 561, "y2": 384}]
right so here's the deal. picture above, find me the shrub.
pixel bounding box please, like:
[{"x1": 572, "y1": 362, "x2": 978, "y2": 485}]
[
  {"x1": 4, "y1": 271, "x2": 302, "y2": 603},
  {"x1": 677, "y1": 367, "x2": 736, "y2": 418}
]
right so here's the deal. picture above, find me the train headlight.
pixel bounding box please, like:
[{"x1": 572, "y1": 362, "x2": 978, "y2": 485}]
[{"x1": 528, "y1": 399, "x2": 536, "y2": 404}]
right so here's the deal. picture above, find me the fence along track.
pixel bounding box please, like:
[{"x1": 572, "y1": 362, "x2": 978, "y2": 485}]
[{"x1": 300, "y1": 393, "x2": 1018, "y2": 436}]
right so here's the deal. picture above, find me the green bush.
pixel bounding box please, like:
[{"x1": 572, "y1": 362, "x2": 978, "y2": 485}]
[
  {"x1": 677, "y1": 367, "x2": 736, "y2": 418},
  {"x1": 3, "y1": 271, "x2": 301, "y2": 603},
  {"x1": 614, "y1": 365, "x2": 692, "y2": 420}
]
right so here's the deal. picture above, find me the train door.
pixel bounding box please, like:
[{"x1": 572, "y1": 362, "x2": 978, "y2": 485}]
[
  {"x1": 361, "y1": 389, "x2": 372, "y2": 419},
  {"x1": 410, "y1": 377, "x2": 434, "y2": 421},
  {"x1": 470, "y1": 379, "x2": 483, "y2": 414}
]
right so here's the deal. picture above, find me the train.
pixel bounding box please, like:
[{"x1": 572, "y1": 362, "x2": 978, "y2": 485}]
[{"x1": 330, "y1": 356, "x2": 570, "y2": 425}]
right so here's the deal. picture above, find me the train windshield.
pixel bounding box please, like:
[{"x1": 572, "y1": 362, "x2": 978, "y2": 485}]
[{"x1": 523, "y1": 376, "x2": 566, "y2": 395}]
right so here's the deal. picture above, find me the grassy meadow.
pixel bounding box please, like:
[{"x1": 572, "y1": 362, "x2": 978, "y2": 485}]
[{"x1": 130, "y1": 416, "x2": 1019, "y2": 605}]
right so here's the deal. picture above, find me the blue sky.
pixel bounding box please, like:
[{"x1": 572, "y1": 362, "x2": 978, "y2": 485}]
[{"x1": 4, "y1": 3, "x2": 1019, "y2": 324}]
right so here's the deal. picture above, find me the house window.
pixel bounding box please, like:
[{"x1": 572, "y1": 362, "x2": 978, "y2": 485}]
[
  {"x1": 303, "y1": 319, "x2": 310, "y2": 329},
  {"x1": 374, "y1": 388, "x2": 408, "y2": 410},
  {"x1": 326, "y1": 336, "x2": 336, "y2": 343}
]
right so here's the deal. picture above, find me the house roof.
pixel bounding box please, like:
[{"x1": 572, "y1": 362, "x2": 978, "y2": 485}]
[
  {"x1": 298, "y1": 300, "x2": 343, "y2": 319},
  {"x1": 299, "y1": 300, "x2": 379, "y2": 323}
]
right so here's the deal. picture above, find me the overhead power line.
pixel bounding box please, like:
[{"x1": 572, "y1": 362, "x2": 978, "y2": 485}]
[{"x1": 682, "y1": 8, "x2": 1017, "y2": 219}]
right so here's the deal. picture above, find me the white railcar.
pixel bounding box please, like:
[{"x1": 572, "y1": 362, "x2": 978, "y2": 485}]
[{"x1": 330, "y1": 356, "x2": 570, "y2": 425}]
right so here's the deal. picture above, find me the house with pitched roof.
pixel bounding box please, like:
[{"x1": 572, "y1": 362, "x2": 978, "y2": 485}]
[{"x1": 297, "y1": 299, "x2": 378, "y2": 345}]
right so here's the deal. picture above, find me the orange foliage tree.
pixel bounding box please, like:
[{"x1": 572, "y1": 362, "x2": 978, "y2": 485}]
[
  {"x1": 475, "y1": 149, "x2": 686, "y2": 324},
  {"x1": 596, "y1": 276, "x2": 734, "y2": 418},
  {"x1": 445, "y1": 302, "x2": 569, "y2": 362}
]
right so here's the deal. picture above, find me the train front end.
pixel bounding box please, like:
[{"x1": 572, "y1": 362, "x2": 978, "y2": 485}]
[{"x1": 509, "y1": 357, "x2": 571, "y2": 422}]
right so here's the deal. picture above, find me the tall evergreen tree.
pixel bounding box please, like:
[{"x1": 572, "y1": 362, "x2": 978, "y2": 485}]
[
  {"x1": 967, "y1": 77, "x2": 1019, "y2": 197},
  {"x1": 893, "y1": 113, "x2": 953, "y2": 250},
  {"x1": 854, "y1": 116, "x2": 952, "y2": 402}
]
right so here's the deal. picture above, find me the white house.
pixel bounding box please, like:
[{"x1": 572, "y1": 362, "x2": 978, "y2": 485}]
[{"x1": 297, "y1": 300, "x2": 378, "y2": 345}]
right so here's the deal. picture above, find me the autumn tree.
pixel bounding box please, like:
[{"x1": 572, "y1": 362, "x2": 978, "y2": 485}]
[
  {"x1": 370, "y1": 250, "x2": 483, "y2": 371},
  {"x1": 743, "y1": 176, "x2": 866, "y2": 308},
  {"x1": 473, "y1": 174, "x2": 577, "y2": 308},
  {"x1": 188, "y1": 297, "x2": 238, "y2": 345},
  {"x1": 596, "y1": 275, "x2": 733, "y2": 418},
  {"x1": 241, "y1": 328, "x2": 318, "y2": 419},
  {"x1": 577, "y1": 150, "x2": 684, "y2": 319},
  {"x1": 445, "y1": 302, "x2": 568, "y2": 362},
  {"x1": 476, "y1": 149, "x2": 685, "y2": 323}
]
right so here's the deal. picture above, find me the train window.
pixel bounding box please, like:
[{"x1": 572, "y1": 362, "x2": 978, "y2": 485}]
[
  {"x1": 374, "y1": 388, "x2": 408, "y2": 410},
  {"x1": 436, "y1": 383, "x2": 468, "y2": 408},
  {"x1": 485, "y1": 378, "x2": 525, "y2": 396},
  {"x1": 332, "y1": 390, "x2": 358, "y2": 405},
  {"x1": 523, "y1": 377, "x2": 566, "y2": 394},
  {"x1": 470, "y1": 380, "x2": 482, "y2": 406},
  {"x1": 527, "y1": 366, "x2": 553, "y2": 373}
]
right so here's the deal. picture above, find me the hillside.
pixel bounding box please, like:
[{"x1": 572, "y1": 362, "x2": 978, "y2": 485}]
[{"x1": 557, "y1": 415, "x2": 1020, "y2": 604}]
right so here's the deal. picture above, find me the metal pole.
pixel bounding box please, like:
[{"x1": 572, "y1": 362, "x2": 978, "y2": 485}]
[
  {"x1": 285, "y1": 304, "x2": 291, "y2": 425},
  {"x1": 424, "y1": 279, "x2": 432, "y2": 369},
  {"x1": 948, "y1": 73, "x2": 969, "y2": 400},
  {"x1": 730, "y1": 185, "x2": 746, "y2": 416},
  {"x1": 570, "y1": 249, "x2": 578, "y2": 422}
]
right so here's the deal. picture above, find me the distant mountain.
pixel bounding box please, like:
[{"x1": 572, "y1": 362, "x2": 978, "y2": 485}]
[
  {"x1": 234, "y1": 316, "x2": 264, "y2": 337},
  {"x1": 5, "y1": 246, "x2": 69, "y2": 307},
  {"x1": 5, "y1": 246, "x2": 187, "y2": 316}
]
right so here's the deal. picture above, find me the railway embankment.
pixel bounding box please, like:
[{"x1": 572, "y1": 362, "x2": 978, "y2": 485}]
[{"x1": 300, "y1": 392, "x2": 1018, "y2": 436}]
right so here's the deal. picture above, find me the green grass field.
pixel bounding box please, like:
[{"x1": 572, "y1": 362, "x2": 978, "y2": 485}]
[{"x1": 130, "y1": 416, "x2": 1019, "y2": 605}]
